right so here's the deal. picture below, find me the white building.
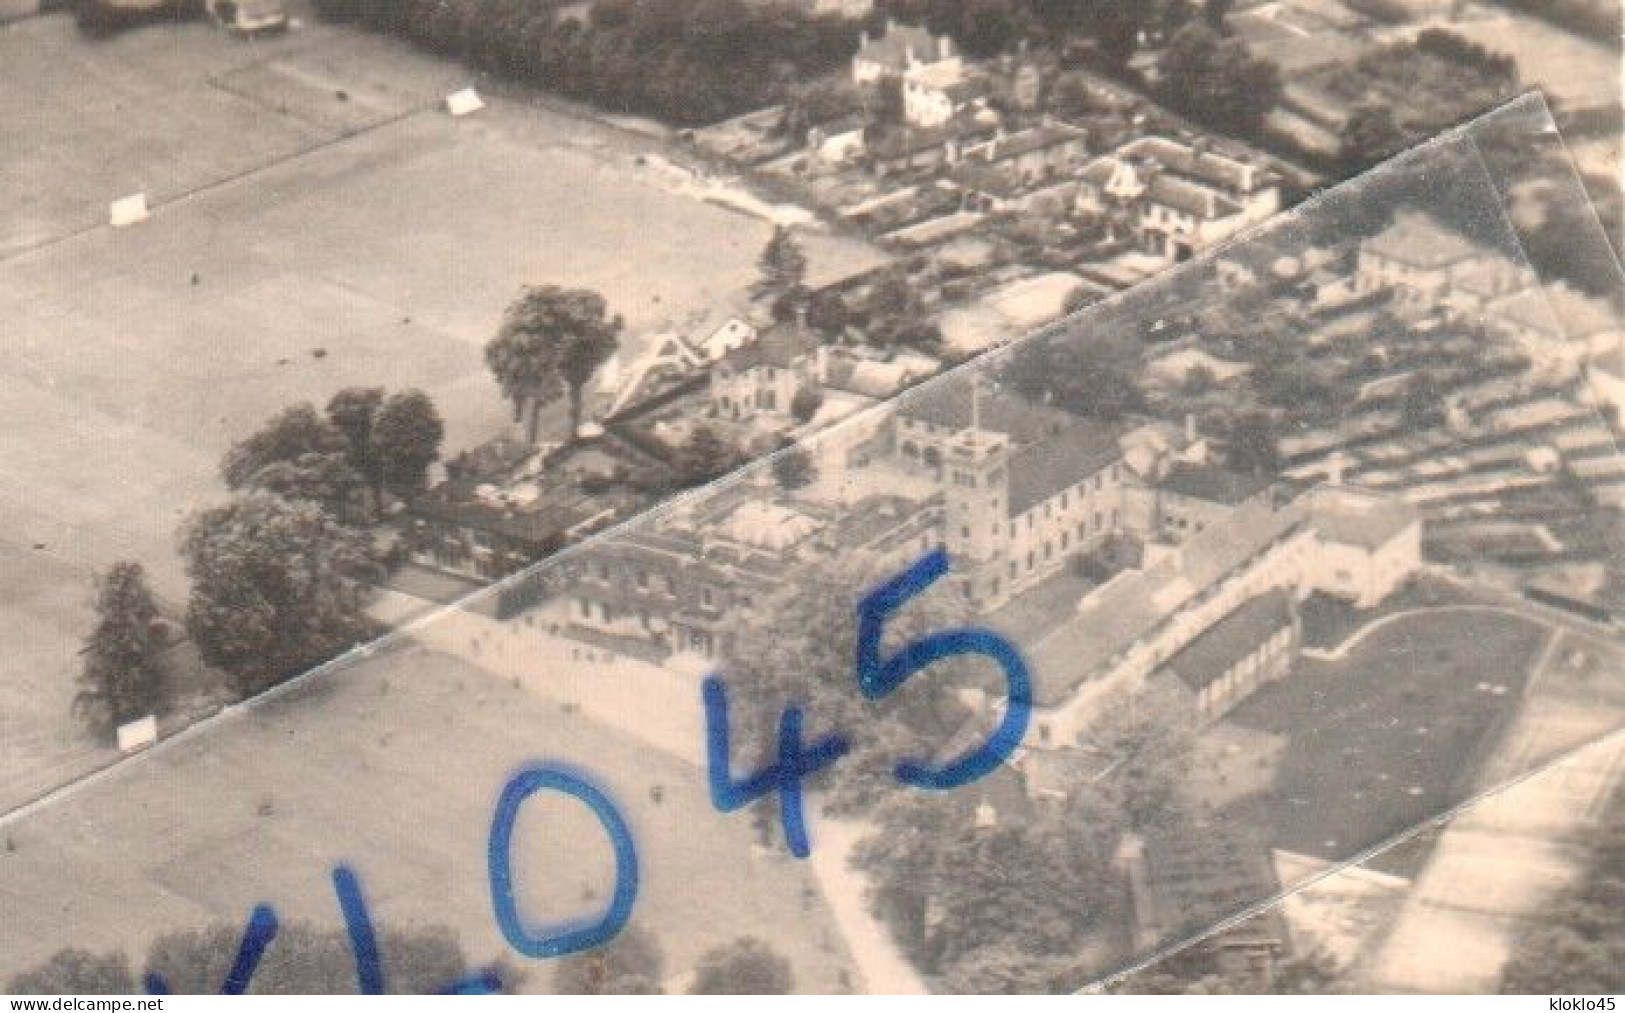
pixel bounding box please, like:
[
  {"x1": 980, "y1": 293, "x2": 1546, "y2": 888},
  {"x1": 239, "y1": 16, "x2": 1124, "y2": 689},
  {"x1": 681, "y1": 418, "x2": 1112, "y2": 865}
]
[{"x1": 852, "y1": 19, "x2": 960, "y2": 85}]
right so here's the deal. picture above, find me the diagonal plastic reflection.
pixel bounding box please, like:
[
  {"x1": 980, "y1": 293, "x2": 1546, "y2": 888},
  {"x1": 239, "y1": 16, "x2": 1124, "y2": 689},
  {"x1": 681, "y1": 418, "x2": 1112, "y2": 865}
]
[{"x1": 3, "y1": 94, "x2": 1621, "y2": 995}]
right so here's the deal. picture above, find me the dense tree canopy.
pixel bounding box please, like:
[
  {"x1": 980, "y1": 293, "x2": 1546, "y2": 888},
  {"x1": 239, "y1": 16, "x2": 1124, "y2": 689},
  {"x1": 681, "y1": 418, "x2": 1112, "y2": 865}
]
[
  {"x1": 8, "y1": 949, "x2": 137, "y2": 995},
  {"x1": 316, "y1": 0, "x2": 860, "y2": 126},
  {"x1": 688, "y1": 937, "x2": 794, "y2": 994},
  {"x1": 181, "y1": 493, "x2": 377, "y2": 698},
  {"x1": 1155, "y1": 23, "x2": 1281, "y2": 136}
]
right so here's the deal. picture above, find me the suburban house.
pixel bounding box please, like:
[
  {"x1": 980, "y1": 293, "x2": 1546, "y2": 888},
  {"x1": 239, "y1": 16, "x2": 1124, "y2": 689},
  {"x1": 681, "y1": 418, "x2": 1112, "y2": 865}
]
[
  {"x1": 852, "y1": 19, "x2": 960, "y2": 84},
  {"x1": 1076, "y1": 136, "x2": 1281, "y2": 263},
  {"x1": 902, "y1": 61, "x2": 989, "y2": 128},
  {"x1": 709, "y1": 323, "x2": 820, "y2": 423}
]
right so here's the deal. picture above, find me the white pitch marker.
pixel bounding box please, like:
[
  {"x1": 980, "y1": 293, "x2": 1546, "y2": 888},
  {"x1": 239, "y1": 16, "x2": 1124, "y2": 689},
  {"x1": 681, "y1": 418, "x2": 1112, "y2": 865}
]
[
  {"x1": 109, "y1": 193, "x2": 149, "y2": 228},
  {"x1": 445, "y1": 87, "x2": 485, "y2": 117},
  {"x1": 116, "y1": 714, "x2": 158, "y2": 753}
]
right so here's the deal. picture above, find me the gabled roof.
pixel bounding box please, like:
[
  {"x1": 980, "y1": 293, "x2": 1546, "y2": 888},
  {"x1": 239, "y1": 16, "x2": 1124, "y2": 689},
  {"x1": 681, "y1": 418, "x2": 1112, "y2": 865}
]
[
  {"x1": 984, "y1": 122, "x2": 1089, "y2": 163},
  {"x1": 1020, "y1": 497, "x2": 1305, "y2": 706},
  {"x1": 1145, "y1": 173, "x2": 1242, "y2": 220},
  {"x1": 896, "y1": 382, "x2": 1076, "y2": 443},
  {"x1": 1119, "y1": 135, "x2": 1262, "y2": 193},
  {"x1": 716, "y1": 324, "x2": 817, "y2": 372},
  {"x1": 856, "y1": 21, "x2": 945, "y2": 71},
  {"x1": 1163, "y1": 589, "x2": 1293, "y2": 692},
  {"x1": 1006, "y1": 419, "x2": 1125, "y2": 516}
]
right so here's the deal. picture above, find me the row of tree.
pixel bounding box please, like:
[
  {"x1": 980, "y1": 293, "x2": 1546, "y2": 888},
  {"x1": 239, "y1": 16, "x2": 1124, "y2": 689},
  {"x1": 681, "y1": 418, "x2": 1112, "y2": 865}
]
[
  {"x1": 548, "y1": 926, "x2": 795, "y2": 994},
  {"x1": 75, "y1": 389, "x2": 447, "y2": 738},
  {"x1": 9, "y1": 921, "x2": 493, "y2": 994},
  {"x1": 313, "y1": 0, "x2": 859, "y2": 126}
]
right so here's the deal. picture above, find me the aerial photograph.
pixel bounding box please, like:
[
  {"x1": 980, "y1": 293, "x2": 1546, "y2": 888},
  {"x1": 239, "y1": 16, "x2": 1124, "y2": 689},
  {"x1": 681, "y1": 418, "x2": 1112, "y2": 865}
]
[{"x1": 1, "y1": 0, "x2": 1621, "y2": 995}]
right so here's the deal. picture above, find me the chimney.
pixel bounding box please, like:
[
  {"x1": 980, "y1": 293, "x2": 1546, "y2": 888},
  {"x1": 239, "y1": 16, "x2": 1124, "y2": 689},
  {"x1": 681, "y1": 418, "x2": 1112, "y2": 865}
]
[
  {"x1": 1017, "y1": 37, "x2": 1029, "y2": 57},
  {"x1": 1184, "y1": 412, "x2": 1196, "y2": 444},
  {"x1": 939, "y1": 34, "x2": 954, "y2": 60},
  {"x1": 1327, "y1": 451, "x2": 1347, "y2": 487},
  {"x1": 795, "y1": 302, "x2": 809, "y2": 335},
  {"x1": 859, "y1": 28, "x2": 869, "y2": 47}
]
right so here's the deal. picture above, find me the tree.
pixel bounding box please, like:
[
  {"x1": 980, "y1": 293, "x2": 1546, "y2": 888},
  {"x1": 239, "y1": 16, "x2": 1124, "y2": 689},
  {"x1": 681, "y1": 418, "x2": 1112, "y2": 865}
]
[
  {"x1": 553, "y1": 925, "x2": 664, "y2": 994},
  {"x1": 689, "y1": 937, "x2": 793, "y2": 994},
  {"x1": 1072, "y1": 678, "x2": 1197, "y2": 833},
  {"x1": 772, "y1": 445, "x2": 818, "y2": 491},
  {"x1": 852, "y1": 792, "x2": 1118, "y2": 976},
  {"x1": 1339, "y1": 104, "x2": 1409, "y2": 173},
  {"x1": 181, "y1": 493, "x2": 377, "y2": 699},
  {"x1": 326, "y1": 388, "x2": 385, "y2": 474},
  {"x1": 487, "y1": 286, "x2": 623, "y2": 444},
  {"x1": 8, "y1": 949, "x2": 136, "y2": 995},
  {"x1": 789, "y1": 386, "x2": 824, "y2": 424},
  {"x1": 75, "y1": 561, "x2": 165, "y2": 739},
  {"x1": 805, "y1": 289, "x2": 852, "y2": 340},
  {"x1": 938, "y1": 943, "x2": 1074, "y2": 994},
  {"x1": 222, "y1": 404, "x2": 348, "y2": 490},
  {"x1": 327, "y1": 387, "x2": 386, "y2": 497},
  {"x1": 1156, "y1": 24, "x2": 1281, "y2": 136},
  {"x1": 372, "y1": 390, "x2": 445, "y2": 497},
  {"x1": 1224, "y1": 412, "x2": 1280, "y2": 476},
  {"x1": 143, "y1": 920, "x2": 492, "y2": 994},
  {"x1": 673, "y1": 426, "x2": 742, "y2": 487},
  {"x1": 250, "y1": 453, "x2": 370, "y2": 525},
  {"x1": 753, "y1": 227, "x2": 809, "y2": 305}
]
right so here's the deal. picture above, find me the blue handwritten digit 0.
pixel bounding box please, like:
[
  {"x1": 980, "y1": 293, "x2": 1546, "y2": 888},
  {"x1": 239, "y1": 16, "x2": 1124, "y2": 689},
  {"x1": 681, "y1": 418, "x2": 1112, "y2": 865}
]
[
  {"x1": 703, "y1": 675, "x2": 849, "y2": 859},
  {"x1": 856, "y1": 547, "x2": 1032, "y2": 790},
  {"x1": 487, "y1": 764, "x2": 639, "y2": 959}
]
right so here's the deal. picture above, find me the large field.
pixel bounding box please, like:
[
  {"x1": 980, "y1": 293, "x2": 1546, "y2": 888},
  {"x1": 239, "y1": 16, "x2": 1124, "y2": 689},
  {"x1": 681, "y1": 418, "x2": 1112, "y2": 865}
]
[
  {"x1": 0, "y1": 13, "x2": 883, "y2": 809},
  {"x1": 0, "y1": 643, "x2": 858, "y2": 993}
]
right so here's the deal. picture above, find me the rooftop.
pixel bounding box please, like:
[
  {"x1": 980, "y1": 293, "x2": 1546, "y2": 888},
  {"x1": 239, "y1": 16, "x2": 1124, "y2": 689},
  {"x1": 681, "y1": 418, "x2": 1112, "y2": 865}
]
[
  {"x1": 1119, "y1": 135, "x2": 1263, "y2": 194},
  {"x1": 896, "y1": 381, "x2": 1077, "y2": 444},
  {"x1": 1307, "y1": 486, "x2": 1418, "y2": 550},
  {"x1": 1158, "y1": 461, "x2": 1272, "y2": 506},
  {"x1": 716, "y1": 323, "x2": 818, "y2": 372},
  {"x1": 1145, "y1": 172, "x2": 1242, "y2": 220},
  {"x1": 1006, "y1": 418, "x2": 1125, "y2": 516},
  {"x1": 1162, "y1": 589, "x2": 1293, "y2": 692},
  {"x1": 1019, "y1": 497, "x2": 1306, "y2": 707},
  {"x1": 983, "y1": 122, "x2": 1089, "y2": 163},
  {"x1": 1363, "y1": 212, "x2": 1482, "y2": 270},
  {"x1": 856, "y1": 20, "x2": 949, "y2": 71}
]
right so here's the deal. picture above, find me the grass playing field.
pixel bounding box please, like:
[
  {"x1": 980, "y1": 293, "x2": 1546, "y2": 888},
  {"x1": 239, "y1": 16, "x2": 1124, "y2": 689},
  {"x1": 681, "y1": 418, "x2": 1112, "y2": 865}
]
[{"x1": 0, "y1": 11, "x2": 883, "y2": 810}]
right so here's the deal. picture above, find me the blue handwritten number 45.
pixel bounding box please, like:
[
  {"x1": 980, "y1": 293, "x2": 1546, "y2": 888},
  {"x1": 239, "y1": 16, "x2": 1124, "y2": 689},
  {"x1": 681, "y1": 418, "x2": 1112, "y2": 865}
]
[
  {"x1": 706, "y1": 547, "x2": 1033, "y2": 853},
  {"x1": 157, "y1": 549, "x2": 1028, "y2": 993}
]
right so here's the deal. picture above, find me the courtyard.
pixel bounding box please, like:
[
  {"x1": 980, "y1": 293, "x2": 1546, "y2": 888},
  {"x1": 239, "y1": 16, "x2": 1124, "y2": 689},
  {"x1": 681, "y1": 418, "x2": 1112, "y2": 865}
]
[{"x1": 1226, "y1": 609, "x2": 1554, "y2": 865}]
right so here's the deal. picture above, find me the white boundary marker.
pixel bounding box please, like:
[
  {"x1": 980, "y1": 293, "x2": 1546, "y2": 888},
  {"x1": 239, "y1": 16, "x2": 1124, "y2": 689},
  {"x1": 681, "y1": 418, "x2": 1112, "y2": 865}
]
[
  {"x1": 109, "y1": 192, "x2": 149, "y2": 227},
  {"x1": 445, "y1": 87, "x2": 484, "y2": 117}
]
